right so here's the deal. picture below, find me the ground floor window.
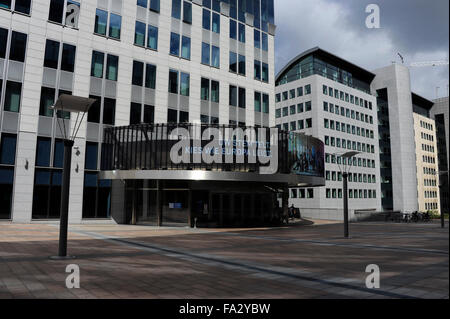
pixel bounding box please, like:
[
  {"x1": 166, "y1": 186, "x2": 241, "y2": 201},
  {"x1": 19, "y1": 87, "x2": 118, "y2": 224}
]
[
  {"x1": 0, "y1": 167, "x2": 14, "y2": 219},
  {"x1": 32, "y1": 168, "x2": 62, "y2": 219},
  {"x1": 82, "y1": 172, "x2": 111, "y2": 218}
]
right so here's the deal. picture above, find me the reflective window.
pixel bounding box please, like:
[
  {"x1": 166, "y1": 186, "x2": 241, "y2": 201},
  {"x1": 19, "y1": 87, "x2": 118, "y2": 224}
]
[
  {"x1": 181, "y1": 36, "x2": 190, "y2": 59},
  {"x1": 171, "y1": 0, "x2": 181, "y2": 19},
  {"x1": 238, "y1": 54, "x2": 245, "y2": 75},
  {"x1": 183, "y1": 1, "x2": 192, "y2": 24},
  {"x1": 91, "y1": 51, "x2": 104, "y2": 78},
  {"x1": 211, "y1": 45, "x2": 220, "y2": 68},
  {"x1": 201, "y1": 42, "x2": 210, "y2": 65},
  {"x1": 238, "y1": 87, "x2": 246, "y2": 108},
  {"x1": 0, "y1": 0, "x2": 11, "y2": 10},
  {"x1": 180, "y1": 72, "x2": 190, "y2": 96},
  {"x1": 202, "y1": 9, "x2": 210, "y2": 30},
  {"x1": 106, "y1": 54, "x2": 118, "y2": 81},
  {"x1": 109, "y1": 13, "x2": 122, "y2": 39},
  {"x1": 212, "y1": 12, "x2": 220, "y2": 33},
  {"x1": 254, "y1": 30, "x2": 260, "y2": 49},
  {"x1": 94, "y1": 9, "x2": 108, "y2": 35},
  {"x1": 229, "y1": 85, "x2": 237, "y2": 106},
  {"x1": 147, "y1": 25, "x2": 158, "y2": 50},
  {"x1": 170, "y1": 32, "x2": 180, "y2": 56},
  {"x1": 230, "y1": 20, "x2": 237, "y2": 40},
  {"x1": 254, "y1": 92, "x2": 261, "y2": 112},
  {"x1": 254, "y1": 60, "x2": 261, "y2": 80},
  {"x1": 145, "y1": 64, "x2": 156, "y2": 89},
  {"x1": 4, "y1": 81, "x2": 22, "y2": 112},
  {"x1": 262, "y1": 94, "x2": 269, "y2": 114},
  {"x1": 238, "y1": 23, "x2": 245, "y2": 43},
  {"x1": 211, "y1": 80, "x2": 219, "y2": 103},
  {"x1": 262, "y1": 33, "x2": 268, "y2": 51},
  {"x1": 134, "y1": 21, "x2": 146, "y2": 46},
  {"x1": 229, "y1": 51, "x2": 237, "y2": 73},
  {"x1": 150, "y1": 0, "x2": 159, "y2": 12}
]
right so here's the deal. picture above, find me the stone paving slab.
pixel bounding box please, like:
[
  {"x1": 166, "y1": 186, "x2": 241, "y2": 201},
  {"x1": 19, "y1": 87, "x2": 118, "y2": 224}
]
[{"x1": 0, "y1": 220, "x2": 448, "y2": 299}]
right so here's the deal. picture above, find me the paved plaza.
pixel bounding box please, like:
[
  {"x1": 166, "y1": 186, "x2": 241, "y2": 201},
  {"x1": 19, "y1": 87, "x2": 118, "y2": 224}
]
[{"x1": 0, "y1": 220, "x2": 448, "y2": 299}]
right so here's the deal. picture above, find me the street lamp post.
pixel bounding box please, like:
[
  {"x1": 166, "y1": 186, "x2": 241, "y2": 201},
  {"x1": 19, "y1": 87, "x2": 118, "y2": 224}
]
[
  {"x1": 50, "y1": 95, "x2": 95, "y2": 259},
  {"x1": 336, "y1": 151, "x2": 360, "y2": 238}
]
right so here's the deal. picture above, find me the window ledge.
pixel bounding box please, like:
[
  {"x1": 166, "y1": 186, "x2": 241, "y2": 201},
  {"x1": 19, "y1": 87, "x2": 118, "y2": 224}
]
[
  {"x1": 47, "y1": 20, "x2": 79, "y2": 30},
  {"x1": 1, "y1": 7, "x2": 31, "y2": 17},
  {"x1": 93, "y1": 33, "x2": 121, "y2": 41}
]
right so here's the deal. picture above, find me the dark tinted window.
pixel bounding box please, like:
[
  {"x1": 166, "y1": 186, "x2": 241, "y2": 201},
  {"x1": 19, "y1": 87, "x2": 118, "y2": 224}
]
[
  {"x1": 36, "y1": 137, "x2": 51, "y2": 167},
  {"x1": 61, "y1": 43, "x2": 76, "y2": 72},
  {"x1": 132, "y1": 61, "x2": 144, "y2": 86},
  {"x1": 167, "y1": 109, "x2": 177, "y2": 123},
  {"x1": 53, "y1": 139, "x2": 64, "y2": 168},
  {"x1": 87, "y1": 95, "x2": 101, "y2": 123},
  {"x1": 14, "y1": 0, "x2": 31, "y2": 14},
  {"x1": 39, "y1": 87, "x2": 55, "y2": 117},
  {"x1": 145, "y1": 64, "x2": 156, "y2": 89},
  {"x1": 179, "y1": 111, "x2": 189, "y2": 123},
  {"x1": 9, "y1": 31, "x2": 27, "y2": 62},
  {"x1": 0, "y1": 28, "x2": 8, "y2": 59},
  {"x1": 85, "y1": 142, "x2": 98, "y2": 170},
  {"x1": 44, "y1": 40, "x2": 60, "y2": 69},
  {"x1": 130, "y1": 102, "x2": 141, "y2": 124},
  {"x1": 0, "y1": 134, "x2": 17, "y2": 165},
  {"x1": 143, "y1": 105, "x2": 154, "y2": 124},
  {"x1": 168, "y1": 70, "x2": 178, "y2": 94},
  {"x1": 48, "y1": 0, "x2": 64, "y2": 24},
  {"x1": 103, "y1": 98, "x2": 116, "y2": 125}
]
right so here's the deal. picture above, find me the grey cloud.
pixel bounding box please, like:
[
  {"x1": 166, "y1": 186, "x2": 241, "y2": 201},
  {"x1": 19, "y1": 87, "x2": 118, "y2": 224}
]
[{"x1": 274, "y1": 0, "x2": 449, "y2": 100}]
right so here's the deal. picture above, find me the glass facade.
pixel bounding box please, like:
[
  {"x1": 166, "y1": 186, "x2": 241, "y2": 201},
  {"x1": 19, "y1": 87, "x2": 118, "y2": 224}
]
[{"x1": 276, "y1": 53, "x2": 372, "y2": 94}]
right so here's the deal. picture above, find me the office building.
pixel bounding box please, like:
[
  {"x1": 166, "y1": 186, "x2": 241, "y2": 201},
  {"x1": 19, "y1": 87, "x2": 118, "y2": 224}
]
[
  {"x1": 431, "y1": 96, "x2": 449, "y2": 215},
  {"x1": 372, "y1": 64, "x2": 440, "y2": 214},
  {"x1": 1, "y1": 0, "x2": 327, "y2": 226},
  {"x1": 275, "y1": 47, "x2": 382, "y2": 220}
]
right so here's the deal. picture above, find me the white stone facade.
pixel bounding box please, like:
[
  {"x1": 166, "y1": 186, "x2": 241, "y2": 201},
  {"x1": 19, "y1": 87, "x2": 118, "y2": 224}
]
[{"x1": 0, "y1": 0, "x2": 275, "y2": 222}]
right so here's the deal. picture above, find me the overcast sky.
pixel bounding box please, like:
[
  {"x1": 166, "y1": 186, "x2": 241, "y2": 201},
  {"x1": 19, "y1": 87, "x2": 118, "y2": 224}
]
[{"x1": 274, "y1": 0, "x2": 449, "y2": 100}]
